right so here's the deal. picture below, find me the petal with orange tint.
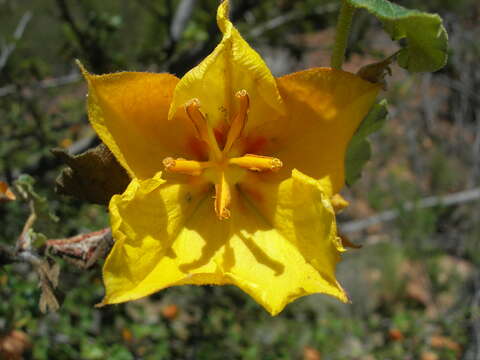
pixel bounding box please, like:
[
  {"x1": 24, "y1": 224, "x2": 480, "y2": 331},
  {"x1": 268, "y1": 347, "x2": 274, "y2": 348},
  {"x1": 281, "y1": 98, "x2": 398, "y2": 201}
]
[
  {"x1": 275, "y1": 68, "x2": 381, "y2": 193},
  {"x1": 82, "y1": 67, "x2": 200, "y2": 180},
  {"x1": 168, "y1": 0, "x2": 284, "y2": 141}
]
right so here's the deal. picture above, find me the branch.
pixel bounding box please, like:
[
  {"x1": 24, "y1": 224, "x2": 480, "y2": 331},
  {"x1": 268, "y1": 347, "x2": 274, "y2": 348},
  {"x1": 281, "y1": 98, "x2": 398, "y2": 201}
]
[
  {"x1": 0, "y1": 69, "x2": 82, "y2": 98},
  {"x1": 340, "y1": 188, "x2": 480, "y2": 233},
  {"x1": 54, "y1": 0, "x2": 85, "y2": 50},
  {"x1": 54, "y1": 0, "x2": 110, "y2": 72},
  {"x1": 170, "y1": 0, "x2": 196, "y2": 42},
  {"x1": 0, "y1": 244, "x2": 17, "y2": 266},
  {"x1": 46, "y1": 228, "x2": 113, "y2": 269},
  {"x1": 0, "y1": 194, "x2": 38, "y2": 266},
  {"x1": 248, "y1": 3, "x2": 338, "y2": 38},
  {"x1": 0, "y1": 11, "x2": 33, "y2": 71}
]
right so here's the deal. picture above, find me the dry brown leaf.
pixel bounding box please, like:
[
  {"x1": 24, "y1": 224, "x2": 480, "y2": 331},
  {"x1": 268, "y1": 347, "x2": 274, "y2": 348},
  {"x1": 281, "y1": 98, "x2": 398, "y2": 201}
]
[
  {"x1": 400, "y1": 261, "x2": 433, "y2": 306},
  {"x1": 430, "y1": 335, "x2": 462, "y2": 353},
  {"x1": 339, "y1": 234, "x2": 363, "y2": 249},
  {"x1": 0, "y1": 181, "x2": 16, "y2": 202},
  {"x1": 388, "y1": 328, "x2": 404, "y2": 341},
  {"x1": 421, "y1": 351, "x2": 439, "y2": 360},
  {"x1": 53, "y1": 143, "x2": 130, "y2": 205},
  {"x1": 162, "y1": 304, "x2": 179, "y2": 320},
  {"x1": 356, "y1": 53, "x2": 397, "y2": 89},
  {"x1": 39, "y1": 282, "x2": 60, "y2": 314},
  {"x1": 437, "y1": 255, "x2": 474, "y2": 284},
  {"x1": 37, "y1": 260, "x2": 61, "y2": 313},
  {"x1": 122, "y1": 328, "x2": 134, "y2": 343},
  {"x1": 303, "y1": 346, "x2": 321, "y2": 360},
  {"x1": 0, "y1": 330, "x2": 31, "y2": 360}
]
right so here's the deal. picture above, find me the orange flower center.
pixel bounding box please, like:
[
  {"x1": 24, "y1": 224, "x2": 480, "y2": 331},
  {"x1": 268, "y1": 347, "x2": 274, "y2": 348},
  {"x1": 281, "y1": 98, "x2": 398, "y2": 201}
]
[{"x1": 162, "y1": 90, "x2": 283, "y2": 220}]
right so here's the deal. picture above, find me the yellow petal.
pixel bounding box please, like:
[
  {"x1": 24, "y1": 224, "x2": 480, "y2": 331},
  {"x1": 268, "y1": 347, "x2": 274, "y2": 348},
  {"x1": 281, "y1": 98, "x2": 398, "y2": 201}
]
[
  {"x1": 102, "y1": 168, "x2": 347, "y2": 316},
  {"x1": 168, "y1": 0, "x2": 284, "y2": 136},
  {"x1": 81, "y1": 66, "x2": 200, "y2": 180},
  {"x1": 234, "y1": 170, "x2": 347, "y2": 314},
  {"x1": 101, "y1": 173, "x2": 211, "y2": 304},
  {"x1": 331, "y1": 193, "x2": 349, "y2": 213},
  {"x1": 103, "y1": 174, "x2": 230, "y2": 305},
  {"x1": 275, "y1": 68, "x2": 381, "y2": 193}
]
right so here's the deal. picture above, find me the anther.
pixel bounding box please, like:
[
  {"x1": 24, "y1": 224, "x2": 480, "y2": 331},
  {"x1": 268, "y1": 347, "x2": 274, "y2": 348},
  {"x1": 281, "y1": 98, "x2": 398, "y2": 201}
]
[
  {"x1": 223, "y1": 90, "x2": 250, "y2": 153},
  {"x1": 185, "y1": 98, "x2": 222, "y2": 160},
  {"x1": 162, "y1": 157, "x2": 210, "y2": 176},
  {"x1": 185, "y1": 99, "x2": 209, "y2": 142},
  {"x1": 229, "y1": 154, "x2": 283, "y2": 172}
]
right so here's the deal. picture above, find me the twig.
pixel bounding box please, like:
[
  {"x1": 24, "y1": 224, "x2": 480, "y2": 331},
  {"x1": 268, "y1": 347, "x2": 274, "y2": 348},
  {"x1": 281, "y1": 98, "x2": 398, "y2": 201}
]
[
  {"x1": 54, "y1": 0, "x2": 110, "y2": 72},
  {"x1": 0, "y1": 70, "x2": 81, "y2": 97},
  {"x1": 436, "y1": 76, "x2": 480, "y2": 102},
  {"x1": 340, "y1": 188, "x2": 480, "y2": 233},
  {"x1": 0, "y1": 11, "x2": 33, "y2": 71},
  {"x1": 170, "y1": 0, "x2": 196, "y2": 42},
  {"x1": 0, "y1": 196, "x2": 37, "y2": 266},
  {"x1": 248, "y1": 3, "x2": 338, "y2": 38},
  {"x1": 16, "y1": 211, "x2": 36, "y2": 252},
  {"x1": 13, "y1": 177, "x2": 38, "y2": 251},
  {"x1": 46, "y1": 228, "x2": 113, "y2": 269},
  {"x1": 0, "y1": 244, "x2": 17, "y2": 266},
  {"x1": 462, "y1": 273, "x2": 480, "y2": 360},
  {"x1": 470, "y1": 109, "x2": 480, "y2": 188},
  {"x1": 54, "y1": 0, "x2": 84, "y2": 51}
]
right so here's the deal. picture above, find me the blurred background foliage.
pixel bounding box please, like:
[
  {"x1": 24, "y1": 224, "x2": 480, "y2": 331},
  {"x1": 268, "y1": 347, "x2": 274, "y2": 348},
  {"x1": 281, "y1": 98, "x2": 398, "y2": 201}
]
[{"x1": 0, "y1": 0, "x2": 479, "y2": 359}]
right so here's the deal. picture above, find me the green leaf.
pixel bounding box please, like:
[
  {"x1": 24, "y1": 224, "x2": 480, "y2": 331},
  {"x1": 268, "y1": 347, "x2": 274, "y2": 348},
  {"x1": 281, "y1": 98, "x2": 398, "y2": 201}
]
[
  {"x1": 15, "y1": 175, "x2": 59, "y2": 223},
  {"x1": 345, "y1": 0, "x2": 448, "y2": 72},
  {"x1": 346, "y1": 99, "x2": 388, "y2": 186}
]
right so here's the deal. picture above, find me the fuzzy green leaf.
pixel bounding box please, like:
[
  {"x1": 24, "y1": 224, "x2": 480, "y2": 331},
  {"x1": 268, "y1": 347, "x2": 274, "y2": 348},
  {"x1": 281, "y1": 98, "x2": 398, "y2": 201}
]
[
  {"x1": 345, "y1": 0, "x2": 448, "y2": 72},
  {"x1": 346, "y1": 99, "x2": 388, "y2": 186}
]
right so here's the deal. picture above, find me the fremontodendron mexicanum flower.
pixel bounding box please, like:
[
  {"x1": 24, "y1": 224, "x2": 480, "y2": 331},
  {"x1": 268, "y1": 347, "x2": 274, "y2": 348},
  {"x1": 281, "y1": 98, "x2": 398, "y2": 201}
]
[{"x1": 80, "y1": 0, "x2": 380, "y2": 315}]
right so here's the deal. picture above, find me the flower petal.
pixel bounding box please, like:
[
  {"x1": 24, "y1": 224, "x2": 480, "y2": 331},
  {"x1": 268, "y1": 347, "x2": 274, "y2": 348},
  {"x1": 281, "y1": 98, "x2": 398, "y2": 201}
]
[
  {"x1": 82, "y1": 67, "x2": 200, "y2": 179},
  {"x1": 168, "y1": 0, "x2": 284, "y2": 135},
  {"x1": 101, "y1": 173, "x2": 213, "y2": 304},
  {"x1": 102, "y1": 169, "x2": 346, "y2": 315},
  {"x1": 231, "y1": 170, "x2": 347, "y2": 315},
  {"x1": 275, "y1": 68, "x2": 381, "y2": 193}
]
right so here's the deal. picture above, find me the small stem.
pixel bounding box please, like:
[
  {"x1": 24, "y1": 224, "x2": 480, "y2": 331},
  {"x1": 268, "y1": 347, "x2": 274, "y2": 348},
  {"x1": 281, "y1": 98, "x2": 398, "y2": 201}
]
[{"x1": 331, "y1": 0, "x2": 355, "y2": 69}]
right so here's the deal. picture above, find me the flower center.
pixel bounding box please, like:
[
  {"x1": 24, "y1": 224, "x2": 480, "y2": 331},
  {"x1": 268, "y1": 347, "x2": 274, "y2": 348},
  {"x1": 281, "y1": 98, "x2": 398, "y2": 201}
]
[{"x1": 163, "y1": 90, "x2": 283, "y2": 220}]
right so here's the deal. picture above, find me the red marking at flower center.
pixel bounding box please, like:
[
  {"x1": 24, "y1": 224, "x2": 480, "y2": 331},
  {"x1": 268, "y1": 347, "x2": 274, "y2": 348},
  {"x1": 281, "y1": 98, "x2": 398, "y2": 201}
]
[
  {"x1": 214, "y1": 126, "x2": 227, "y2": 149},
  {"x1": 244, "y1": 136, "x2": 267, "y2": 154},
  {"x1": 186, "y1": 137, "x2": 209, "y2": 161},
  {"x1": 239, "y1": 182, "x2": 264, "y2": 205}
]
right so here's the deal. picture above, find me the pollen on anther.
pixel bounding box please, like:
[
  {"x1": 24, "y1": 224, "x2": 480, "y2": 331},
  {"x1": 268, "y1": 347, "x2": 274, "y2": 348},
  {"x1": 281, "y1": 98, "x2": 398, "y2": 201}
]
[
  {"x1": 163, "y1": 157, "x2": 176, "y2": 169},
  {"x1": 271, "y1": 158, "x2": 283, "y2": 170},
  {"x1": 219, "y1": 208, "x2": 231, "y2": 220}
]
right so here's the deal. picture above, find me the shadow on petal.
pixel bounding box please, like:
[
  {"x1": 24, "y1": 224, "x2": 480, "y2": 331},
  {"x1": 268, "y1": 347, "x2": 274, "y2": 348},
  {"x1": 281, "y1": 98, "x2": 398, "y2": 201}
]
[{"x1": 237, "y1": 232, "x2": 284, "y2": 276}]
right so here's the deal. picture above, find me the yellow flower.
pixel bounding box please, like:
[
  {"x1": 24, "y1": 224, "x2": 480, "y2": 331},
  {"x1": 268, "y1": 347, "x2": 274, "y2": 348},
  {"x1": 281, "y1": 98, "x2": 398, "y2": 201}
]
[{"x1": 81, "y1": 0, "x2": 380, "y2": 315}]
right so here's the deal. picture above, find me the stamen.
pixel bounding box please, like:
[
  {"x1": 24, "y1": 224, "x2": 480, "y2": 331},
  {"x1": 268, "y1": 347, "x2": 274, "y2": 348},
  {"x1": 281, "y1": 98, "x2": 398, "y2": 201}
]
[
  {"x1": 185, "y1": 99, "x2": 209, "y2": 141},
  {"x1": 229, "y1": 154, "x2": 283, "y2": 172},
  {"x1": 223, "y1": 90, "x2": 250, "y2": 153},
  {"x1": 214, "y1": 172, "x2": 231, "y2": 220},
  {"x1": 163, "y1": 157, "x2": 211, "y2": 176},
  {"x1": 185, "y1": 99, "x2": 222, "y2": 160}
]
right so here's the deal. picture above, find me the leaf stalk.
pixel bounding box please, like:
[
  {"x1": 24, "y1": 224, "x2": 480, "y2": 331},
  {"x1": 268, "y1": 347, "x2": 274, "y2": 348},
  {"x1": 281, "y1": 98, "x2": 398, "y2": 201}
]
[{"x1": 331, "y1": 0, "x2": 355, "y2": 69}]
